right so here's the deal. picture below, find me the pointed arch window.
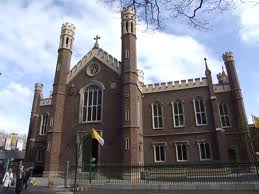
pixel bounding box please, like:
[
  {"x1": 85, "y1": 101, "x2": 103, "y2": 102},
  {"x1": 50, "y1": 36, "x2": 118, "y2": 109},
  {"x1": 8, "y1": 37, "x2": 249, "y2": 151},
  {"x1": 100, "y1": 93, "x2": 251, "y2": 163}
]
[
  {"x1": 151, "y1": 102, "x2": 164, "y2": 129},
  {"x1": 153, "y1": 143, "x2": 166, "y2": 162},
  {"x1": 82, "y1": 85, "x2": 103, "y2": 122},
  {"x1": 39, "y1": 113, "x2": 49, "y2": 135},
  {"x1": 172, "y1": 99, "x2": 185, "y2": 127},
  {"x1": 193, "y1": 97, "x2": 207, "y2": 126},
  {"x1": 198, "y1": 141, "x2": 212, "y2": 161},
  {"x1": 219, "y1": 103, "x2": 230, "y2": 128},
  {"x1": 175, "y1": 142, "x2": 188, "y2": 162}
]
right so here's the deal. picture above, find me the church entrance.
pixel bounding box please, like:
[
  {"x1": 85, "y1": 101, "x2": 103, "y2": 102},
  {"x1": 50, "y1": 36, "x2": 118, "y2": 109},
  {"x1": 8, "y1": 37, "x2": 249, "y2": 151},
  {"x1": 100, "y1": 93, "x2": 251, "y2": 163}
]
[
  {"x1": 82, "y1": 135, "x2": 99, "y2": 171},
  {"x1": 91, "y1": 139, "x2": 99, "y2": 164}
]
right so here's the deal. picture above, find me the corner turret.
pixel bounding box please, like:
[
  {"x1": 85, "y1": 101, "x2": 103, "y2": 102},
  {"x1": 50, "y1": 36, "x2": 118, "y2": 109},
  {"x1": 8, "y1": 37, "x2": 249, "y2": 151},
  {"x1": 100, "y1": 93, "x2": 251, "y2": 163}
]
[
  {"x1": 121, "y1": 7, "x2": 143, "y2": 167},
  {"x1": 44, "y1": 22, "x2": 76, "y2": 175},
  {"x1": 121, "y1": 7, "x2": 136, "y2": 35},
  {"x1": 217, "y1": 66, "x2": 229, "y2": 84},
  {"x1": 24, "y1": 83, "x2": 43, "y2": 162},
  {"x1": 59, "y1": 22, "x2": 76, "y2": 51},
  {"x1": 223, "y1": 51, "x2": 252, "y2": 161}
]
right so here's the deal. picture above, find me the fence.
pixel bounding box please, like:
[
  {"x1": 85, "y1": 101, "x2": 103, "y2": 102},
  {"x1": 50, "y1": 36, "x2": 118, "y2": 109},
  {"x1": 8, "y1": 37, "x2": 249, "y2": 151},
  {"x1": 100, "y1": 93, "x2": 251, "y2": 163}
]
[{"x1": 65, "y1": 161, "x2": 259, "y2": 187}]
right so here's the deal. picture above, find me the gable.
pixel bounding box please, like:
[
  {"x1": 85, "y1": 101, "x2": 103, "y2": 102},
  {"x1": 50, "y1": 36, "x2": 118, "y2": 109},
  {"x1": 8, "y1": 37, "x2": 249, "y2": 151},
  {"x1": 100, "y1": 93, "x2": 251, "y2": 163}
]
[{"x1": 67, "y1": 47, "x2": 121, "y2": 84}]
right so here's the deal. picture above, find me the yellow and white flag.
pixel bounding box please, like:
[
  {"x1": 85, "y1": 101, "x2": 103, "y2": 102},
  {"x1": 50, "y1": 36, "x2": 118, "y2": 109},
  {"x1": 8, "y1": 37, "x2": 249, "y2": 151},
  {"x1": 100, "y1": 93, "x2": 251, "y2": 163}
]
[
  {"x1": 92, "y1": 128, "x2": 104, "y2": 146},
  {"x1": 5, "y1": 136, "x2": 11, "y2": 150},
  {"x1": 252, "y1": 115, "x2": 259, "y2": 129}
]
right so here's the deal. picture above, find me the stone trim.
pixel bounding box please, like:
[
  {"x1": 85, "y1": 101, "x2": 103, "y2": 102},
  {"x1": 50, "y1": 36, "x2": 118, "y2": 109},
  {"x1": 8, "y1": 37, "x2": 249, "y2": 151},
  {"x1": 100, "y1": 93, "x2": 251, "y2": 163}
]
[
  {"x1": 40, "y1": 98, "x2": 52, "y2": 106},
  {"x1": 144, "y1": 130, "x2": 213, "y2": 137},
  {"x1": 142, "y1": 77, "x2": 207, "y2": 94},
  {"x1": 89, "y1": 183, "x2": 259, "y2": 191},
  {"x1": 214, "y1": 84, "x2": 231, "y2": 93},
  {"x1": 67, "y1": 48, "x2": 121, "y2": 83}
]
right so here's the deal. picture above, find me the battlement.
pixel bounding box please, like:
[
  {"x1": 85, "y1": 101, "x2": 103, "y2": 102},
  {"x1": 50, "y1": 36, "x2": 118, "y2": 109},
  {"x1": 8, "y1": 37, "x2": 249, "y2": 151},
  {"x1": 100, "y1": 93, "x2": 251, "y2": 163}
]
[
  {"x1": 35, "y1": 83, "x2": 43, "y2": 91},
  {"x1": 222, "y1": 51, "x2": 234, "y2": 62},
  {"x1": 142, "y1": 77, "x2": 207, "y2": 94},
  {"x1": 121, "y1": 7, "x2": 136, "y2": 21},
  {"x1": 40, "y1": 98, "x2": 52, "y2": 106},
  {"x1": 213, "y1": 84, "x2": 231, "y2": 93},
  {"x1": 122, "y1": 7, "x2": 135, "y2": 15},
  {"x1": 67, "y1": 47, "x2": 121, "y2": 83},
  {"x1": 61, "y1": 22, "x2": 76, "y2": 31},
  {"x1": 61, "y1": 22, "x2": 76, "y2": 36}
]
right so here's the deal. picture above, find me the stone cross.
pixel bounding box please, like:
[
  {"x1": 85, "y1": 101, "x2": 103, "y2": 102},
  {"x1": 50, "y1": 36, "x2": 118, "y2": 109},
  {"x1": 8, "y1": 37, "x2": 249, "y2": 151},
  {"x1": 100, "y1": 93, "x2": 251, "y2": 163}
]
[{"x1": 94, "y1": 35, "x2": 101, "y2": 48}]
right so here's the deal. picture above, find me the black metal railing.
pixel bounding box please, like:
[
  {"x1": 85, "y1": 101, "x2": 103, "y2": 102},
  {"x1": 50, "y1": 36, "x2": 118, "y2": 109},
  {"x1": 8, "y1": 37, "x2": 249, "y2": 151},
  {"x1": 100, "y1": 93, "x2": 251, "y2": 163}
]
[{"x1": 65, "y1": 161, "x2": 259, "y2": 186}]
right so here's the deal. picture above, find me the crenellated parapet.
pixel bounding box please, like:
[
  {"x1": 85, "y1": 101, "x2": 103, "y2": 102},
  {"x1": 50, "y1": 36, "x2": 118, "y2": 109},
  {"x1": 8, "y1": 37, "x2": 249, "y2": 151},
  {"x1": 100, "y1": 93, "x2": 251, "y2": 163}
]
[
  {"x1": 61, "y1": 22, "x2": 76, "y2": 37},
  {"x1": 35, "y1": 83, "x2": 43, "y2": 91},
  {"x1": 121, "y1": 7, "x2": 136, "y2": 35},
  {"x1": 67, "y1": 47, "x2": 121, "y2": 83},
  {"x1": 40, "y1": 98, "x2": 52, "y2": 106},
  {"x1": 222, "y1": 51, "x2": 234, "y2": 62},
  {"x1": 213, "y1": 84, "x2": 231, "y2": 93},
  {"x1": 142, "y1": 77, "x2": 207, "y2": 94},
  {"x1": 59, "y1": 22, "x2": 76, "y2": 51}
]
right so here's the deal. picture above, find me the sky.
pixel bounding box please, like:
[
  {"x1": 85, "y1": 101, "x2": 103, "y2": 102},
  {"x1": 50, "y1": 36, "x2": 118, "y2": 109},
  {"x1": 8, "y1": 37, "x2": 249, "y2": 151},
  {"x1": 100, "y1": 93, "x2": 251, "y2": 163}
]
[{"x1": 0, "y1": 0, "x2": 258, "y2": 134}]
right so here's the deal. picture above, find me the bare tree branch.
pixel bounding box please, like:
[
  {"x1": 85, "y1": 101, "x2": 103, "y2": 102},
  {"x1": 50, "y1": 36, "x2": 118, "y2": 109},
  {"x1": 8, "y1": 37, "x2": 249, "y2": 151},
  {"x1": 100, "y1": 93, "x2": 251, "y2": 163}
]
[{"x1": 102, "y1": 0, "x2": 257, "y2": 30}]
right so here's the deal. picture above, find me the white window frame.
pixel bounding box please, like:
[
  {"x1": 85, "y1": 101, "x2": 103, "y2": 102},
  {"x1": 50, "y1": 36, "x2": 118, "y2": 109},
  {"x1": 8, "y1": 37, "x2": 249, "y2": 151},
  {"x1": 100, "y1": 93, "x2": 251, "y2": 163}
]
[
  {"x1": 39, "y1": 113, "x2": 49, "y2": 135},
  {"x1": 79, "y1": 82, "x2": 105, "y2": 123},
  {"x1": 36, "y1": 149, "x2": 45, "y2": 162},
  {"x1": 175, "y1": 142, "x2": 188, "y2": 162},
  {"x1": 172, "y1": 100, "x2": 185, "y2": 128},
  {"x1": 197, "y1": 141, "x2": 212, "y2": 161},
  {"x1": 218, "y1": 103, "x2": 231, "y2": 128},
  {"x1": 153, "y1": 143, "x2": 166, "y2": 162},
  {"x1": 151, "y1": 103, "x2": 164, "y2": 129},
  {"x1": 193, "y1": 98, "x2": 207, "y2": 126}
]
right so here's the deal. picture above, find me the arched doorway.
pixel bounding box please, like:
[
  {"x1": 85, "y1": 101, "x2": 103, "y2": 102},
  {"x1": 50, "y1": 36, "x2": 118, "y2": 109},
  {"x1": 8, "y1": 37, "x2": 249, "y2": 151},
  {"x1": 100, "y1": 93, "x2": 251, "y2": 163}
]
[
  {"x1": 82, "y1": 136, "x2": 99, "y2": 171},
  {"x1": 91, "y1": 139, "x2": 99, "y2": 165}
]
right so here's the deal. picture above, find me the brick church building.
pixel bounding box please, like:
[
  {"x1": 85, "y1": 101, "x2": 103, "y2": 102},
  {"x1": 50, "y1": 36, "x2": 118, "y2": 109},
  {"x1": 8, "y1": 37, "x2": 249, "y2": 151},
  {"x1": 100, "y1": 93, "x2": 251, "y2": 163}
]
[{"x1": 25, "y1": 8, "x2": 252, "y2": 175}]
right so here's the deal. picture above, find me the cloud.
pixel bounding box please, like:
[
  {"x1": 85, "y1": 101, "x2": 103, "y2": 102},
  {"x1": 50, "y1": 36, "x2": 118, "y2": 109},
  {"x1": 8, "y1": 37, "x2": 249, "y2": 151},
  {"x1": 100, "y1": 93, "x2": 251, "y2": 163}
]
[
  {"x1": 238, "y1": 5, "x2": 259, "y2": 45},
  {"x1": 137, "y1": 30, "x2": 221, "y2": 84},
  {"x1": 0, "y1": 0, "x2": 223, "y2": 133},
  {"x1": 0, "y1": 82, "x2": 33, "y2": 133}
]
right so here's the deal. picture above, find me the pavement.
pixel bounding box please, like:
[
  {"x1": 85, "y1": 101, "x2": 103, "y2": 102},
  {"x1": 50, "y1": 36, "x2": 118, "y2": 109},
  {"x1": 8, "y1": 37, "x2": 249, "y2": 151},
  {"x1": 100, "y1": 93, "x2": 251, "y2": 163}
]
[
  {"x1": 2, "y1": 177, "x2": 259, "y2": 194},
  {"x1": 1, "y1": 186, "x2": 259, "y2": 194}
]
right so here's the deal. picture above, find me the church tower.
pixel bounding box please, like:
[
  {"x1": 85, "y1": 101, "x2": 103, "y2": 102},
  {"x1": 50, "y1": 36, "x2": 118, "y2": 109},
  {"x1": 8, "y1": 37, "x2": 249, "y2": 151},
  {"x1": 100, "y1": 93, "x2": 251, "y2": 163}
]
[
  {"x1": 121, "y1": 7, "x2": 141, "y2": 165},
  {"x1": 44, "y1": 23, "x2": 75, "y2": 174},
  {"x1": 223, "y1": 52, "x2": 252, "y2": 161},
  {"x1": 25, "y1": 83, "x2": 43, "y2": 162}
]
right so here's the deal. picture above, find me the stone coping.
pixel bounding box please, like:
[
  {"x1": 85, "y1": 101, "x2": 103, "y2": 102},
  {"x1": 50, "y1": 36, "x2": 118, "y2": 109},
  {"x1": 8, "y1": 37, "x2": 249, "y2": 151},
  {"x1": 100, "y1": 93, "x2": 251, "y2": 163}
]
[{"x1": 89, "y1": 183, "x2": 259, "y2": 191}]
